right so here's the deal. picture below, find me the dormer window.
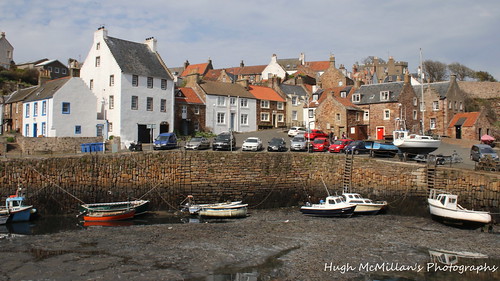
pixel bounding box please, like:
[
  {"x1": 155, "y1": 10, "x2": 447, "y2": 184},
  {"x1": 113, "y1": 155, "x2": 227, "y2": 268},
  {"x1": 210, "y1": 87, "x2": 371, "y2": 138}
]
[
  {"x1": 352, "y1": 94, "x2": 360, "y2": 103},
  {"x1": 380, "y1": 91, "x2": 390, "y2": 101},
  {"x1": 312, "y1": 94, "x2": 318, "y2": 101},
  {"x1": 340, "y1": 91, "x2": 347, "y2": 98}
]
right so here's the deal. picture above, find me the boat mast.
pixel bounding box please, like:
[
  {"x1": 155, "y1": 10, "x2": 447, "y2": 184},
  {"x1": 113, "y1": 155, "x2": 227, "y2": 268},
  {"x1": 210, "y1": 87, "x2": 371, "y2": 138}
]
[{"x1": 419, "y1": 48, "x2": 425, "y2": 134}]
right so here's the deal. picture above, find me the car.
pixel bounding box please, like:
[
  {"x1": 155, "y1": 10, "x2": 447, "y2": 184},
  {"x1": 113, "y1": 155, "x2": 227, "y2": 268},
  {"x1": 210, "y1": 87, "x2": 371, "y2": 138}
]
[
  {"x1": 287, "y1": 126, "x2": 306, "y2": 137},
  {"x1": 290, "y1": 135, "x2": 307, "y2": 151},
  {"x1": 470, "y1": 144, "x2": 499, "y2": 162},
  {"x1": 311, "y1": 137, "x2": 330, "y2": 152},
  {"x1": 344, "y1": 140, "x2": 370, "y2": 155},
  {"x1": 267, "y1": 137, "x2": 287, "y2": 152},
  {"x1": 329, "y1": 139, "x2": 354, "y2": 153},
  {"x1": 212, "y1": 131, "x2": 236, "y2": 151},
  {"x1": 242, "y1": 137, "x2": 263, "y2": 151},
  {"x1": 185, "y1": 137, "x2": 210, "y2": 150},
  {"x1": 153, "y1": 133, "x2": 178, "y2": 150},
  {"x1": 303, "y1": 129, "x2": 328, "y2": 141}
]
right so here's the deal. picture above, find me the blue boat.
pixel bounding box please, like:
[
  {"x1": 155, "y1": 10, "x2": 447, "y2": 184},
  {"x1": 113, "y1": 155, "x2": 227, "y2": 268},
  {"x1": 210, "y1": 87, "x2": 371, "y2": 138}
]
[{"x1": 2, "y1": 191, "x2": 37, "y2": 222}]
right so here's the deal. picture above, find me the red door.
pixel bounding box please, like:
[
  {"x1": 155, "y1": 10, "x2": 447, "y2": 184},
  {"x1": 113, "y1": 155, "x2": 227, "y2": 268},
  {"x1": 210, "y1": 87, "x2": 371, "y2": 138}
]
[{"x1": 376, "y1": 127, "x2": 385, "y2": 140}]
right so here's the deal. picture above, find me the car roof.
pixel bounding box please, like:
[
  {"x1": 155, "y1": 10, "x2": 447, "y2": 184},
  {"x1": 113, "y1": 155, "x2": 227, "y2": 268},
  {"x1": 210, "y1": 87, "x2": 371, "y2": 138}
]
[{"x1": 472, "y1": 144, "x2": 492, "y2": 148}]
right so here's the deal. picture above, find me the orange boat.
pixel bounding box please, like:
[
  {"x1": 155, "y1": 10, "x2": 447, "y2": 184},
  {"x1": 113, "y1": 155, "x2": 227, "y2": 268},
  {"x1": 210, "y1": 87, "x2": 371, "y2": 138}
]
[
  {"x1": 83, "y1": 220, "x2": 134, "y2": 227},
  {"x1": 83, "y1": 209, "x2": 135, "y2": 222}
]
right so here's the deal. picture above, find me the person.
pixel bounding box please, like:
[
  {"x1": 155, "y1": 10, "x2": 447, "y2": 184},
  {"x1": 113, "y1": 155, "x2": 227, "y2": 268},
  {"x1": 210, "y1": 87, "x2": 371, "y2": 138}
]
[
  {"x1": 341, "y1": 132, "x2": 346, "y2": 139},
  {"x1": 328, "y1": 132, "x2": 333, "y2": 143}
]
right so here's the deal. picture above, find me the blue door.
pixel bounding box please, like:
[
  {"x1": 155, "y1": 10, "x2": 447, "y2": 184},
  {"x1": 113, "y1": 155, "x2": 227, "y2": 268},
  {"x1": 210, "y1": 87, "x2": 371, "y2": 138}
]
[{"x1": 33, "y1": 123, "x2": 38, "y2": 137}]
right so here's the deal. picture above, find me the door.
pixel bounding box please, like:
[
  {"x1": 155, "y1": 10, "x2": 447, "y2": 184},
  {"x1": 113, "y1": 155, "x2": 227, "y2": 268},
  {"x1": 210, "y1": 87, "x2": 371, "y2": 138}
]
[
  {"x1": 230, "y1": 113, "x2": 235, "y2": 131},
  {"x1": 376, "y1": 127, "x2": 385, "y2": 140},
  {"x1": 33, "y1": 123, "x2": 38, "y2": 137},
  {"x1": 455, "y1": 125, "x2": 462, "y2": 139},
  {"x1": 159, "y1": 122, "x2": 169, "y2": 133},
  {"x1": 137, "y1": 124, "x2": 152, "y2": 143}
]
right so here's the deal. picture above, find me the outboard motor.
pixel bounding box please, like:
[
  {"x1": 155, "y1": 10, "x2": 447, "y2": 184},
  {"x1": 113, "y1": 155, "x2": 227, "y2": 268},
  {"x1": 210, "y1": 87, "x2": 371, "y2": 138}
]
[{"x1": 129, "y1": 141, "x2": 142, "y2": 151}]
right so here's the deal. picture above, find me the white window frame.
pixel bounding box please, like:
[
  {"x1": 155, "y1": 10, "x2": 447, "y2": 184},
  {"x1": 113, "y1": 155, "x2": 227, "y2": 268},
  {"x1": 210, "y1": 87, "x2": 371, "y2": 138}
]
[
  {"x1": 364, "y1": 110, "x2": 369, "y2": 121},
  {"x1": 277, "y1": 114, "x2": 284, "y2": 123},
  {"x1": 432, "y1": 101, "x2": 439, "y2": 111},
  {"x1": 217, "y1": 112, "x2": 225, "y2": 124},
  {"x1": 261, "y1": 100, "x2": 270, "y2": 109},
  {"x1": 132, "y1": 75, "x2": 139, "y2": 87},
  {"x1": 292, "y1": 96, "x2": 298, "y2": 106},
  {"x1": 430, "y1": 118, "x2": 436, "y2": 130},
  {"x1": 292, "y1": 110, "x2": 298, "y2": 121},
  {"x1": 308, "y1": 109, "x2": 314, "y2": 118},
  {"x1": 340, "y1": 91, "x2": 347, "y2": 98},
  {"x1": 277, "y1": 102, "x2": 284, "y2": 110},
  {"x1": 383, "y1": 109, "x2": 390, "y2": 120},
  {"x1": 194, "y1": 105, "x2": 200, "y2": 115},
  {"x1": 109, "y1": 95, "x2": 114, "y2": 109},
  {"x1": 95, "y1": 56, "x2": 100, "y2": 67},
  {"x1": 380, "y1": 91, "x2": 390, "y2": 101},
  {"x1": 240, "y1": 114, "x2": 248, "y2": 125},
  {"x1": 352, "y1": 94, "x2": 360, "y2": 102},
  {"x1": 230, "y1": 97, "x2": 236, "y2": 106},
  {"x1": 413, "y1": 97, "x2": 418, "y2": 106},
  {"x1": 240, "y1": 98, "x2": 248, "y2": 108},
  {"x1": 109, "y1": 75, "x2": 114, "y2": 86},
  {"x1": 217, "y1": 96, "x2": 226, "y2": 106},
  {"x1": 261, "y1": 112, "x2": 270, "y2": 121}
]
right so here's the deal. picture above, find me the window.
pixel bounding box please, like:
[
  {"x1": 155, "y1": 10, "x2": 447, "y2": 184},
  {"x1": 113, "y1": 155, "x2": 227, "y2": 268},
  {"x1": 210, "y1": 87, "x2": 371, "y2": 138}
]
[
  {"x1": 430, "y1": 118, "x2": 436, "y2": 129},
  {"x1": 75, "y1": 125, "x2": 82, "y2": 134},
  {"x1": 161, "y1": 79, "x2": 167, "y2": 90},
  {"x1": 336, "y1": 113, "x2": 341, "y2": 121},
  {"x1": 48, "y1": 66, "x2": 52, "y2": 72},
  {"x1": 308, "y1": 109, "x2": 314, "y2": 118},
  {"x1": 356, "y1": 112, "x2": 360, "y2": 121},
  {"x1": 448, "y1": 101, "x2": 452, "y2": 109},
  {"x1": 131, "y1": 96, "x2": 138, "y2": 110},
  {"x1": 261, "y1": 112, "x2": 270, "y2": 121},
  {"x1": 241, "y1": 114, "x2": 248, "y2": 125},
  {"x1": 459, "y1": 102, "x2": 463, "y2": 111},
  {"x1": 194, "y1": 121, "x2": 200, "y2": 132},
  {"x1": 147, "y1": 97, "x2": 153, "y2": 111},
  {"x1": 364, "y1": 110, "x2": 369, "y2": 121},
  {"x1": 340, "y1": 91, "x2": 347, "y2": 98},
  {"x1": 383, "y1": 109, "x2": 390, "y2": 120},
  {"x1": 33, "y1": 102, "x2": 38, "y2": 117},
  {"x1": 25, "y1": 124, "x2": 29, "y2": 136},
  {"x1": 432, "y1": 101, "x2": 439, "y2": 111},
  {"x1": 277, "y1": 102, "x2": 284, "y2": 110},
  {"x1": 292, "y1": 110, "x2": 298, "y2": 120},
  {"x1": 96, "y1": 42, "x2": 100, "y2": 50},
  {"x1": 352, "y1": 94, "x2": 360, "y2": 102},
  {"x1": 181, "y1": 105, "x2": 187, "y2": 115},
  {"x1": 217, "y1": 112, "x2": 225, "y2": 124},
  {"x1": 413, "y1": 97, "x2": 418, "y2": 106},
  {"x1": 25, "y1": 104, "x2": 30, "y2": 117},
  {"x1": 261, "y1": 100, "x2": 270, "y2": 108},
  {"x1": 41, "y1": 122, "x2": 46, "y2": 136},
  {"x1": 380, "y1": 91, "x2": 390, "y2": 101},
  {"x1": 108, "y1": 122, "x2": 113, "y2": 132},
  {"x1": 230, "y1": 97, "x2": 236, "y2": 105},
  {"x1": 147, "y1": 77, "x2": 153, "y2": 88},
  {"x1": 90, "y1": 79, "x2": 94, "y2": 90},
  {"x1": 42, "y1": 101, "x2": 47, "y2": 116},
  {"x1": 413, "y1": 110, "x2": 417, "y2": 120},
  {"x1": 217, "y1": 96, "x2": 225, "y2": 106},
  {"x1": 95, "y1": 56, "x2": 100, "y2": 67},
  {"x1": 109, "y1": 75, "x2": 114, "y2": 86},
  {"x1": 62, "y1": 69, "x2": 67, "y2": 74},
  {"x1": 54, "y1": 67, "x2": 59, "y2": 74},
  {"x1": 160, "y1": 99, "x2": 166, "y2": 112},
  {"x1": 312, "y1": 94, "x2": 318, "y2": 101},
  {"x1": 109, "y1": 95, "x2": 114, "y2": 109},
  {"x1": 194, "y1": 105, "x2": 200, "y2": 115},
  {"x1": 277, "y1": 114, "x2": 284, "y2": 123},
  {"x1": 454, "y1": 101, "x2": 457, "y2": 110},
  {"x1": 96, "y1": 125, "x2": 103, "y2": 137},
  {"x1": 240, "y1": 98, "x2": 248, "y2": 107},
  {"x1": 132, "y1": 75, "x2": 139, "y2": 87},
  {"x1": 62, "y1": 102, "x2": 70, "y2": 114},
  {"x1": 292, "y1": 96, "x2": 298, "y2": 106}
]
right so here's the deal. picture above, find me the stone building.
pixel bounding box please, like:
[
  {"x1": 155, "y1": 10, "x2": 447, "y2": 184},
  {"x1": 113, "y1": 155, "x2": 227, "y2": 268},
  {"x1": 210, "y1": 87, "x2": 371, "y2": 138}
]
[
  {"x1": 248, "y1": 85, "x2": 286, "y2": 129},
  {"x1": 174, "y1": 87, "x2": 206, "y2": 135},
  {"x1": 358, "y1": 56, "x2": 408, "y2": 85},
  {"x1": 318, "y1": 55, "x2": 354, "y2": 89},
  {"x1": 447, "y1": 111, "x2": 493, "y2": 140},
  {"x1": 0, "y1": 32, "x2": 14, "y2": 69}
]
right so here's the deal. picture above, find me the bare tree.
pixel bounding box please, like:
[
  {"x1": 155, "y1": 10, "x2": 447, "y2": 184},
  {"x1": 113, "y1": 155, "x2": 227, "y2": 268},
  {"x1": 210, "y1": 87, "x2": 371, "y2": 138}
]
[
  {"x1": 448, "y1": 62, "x2": 475, "y2": 81},
  {"x1": 423, "y1": 60, "x2": 448, "y2": 82}
]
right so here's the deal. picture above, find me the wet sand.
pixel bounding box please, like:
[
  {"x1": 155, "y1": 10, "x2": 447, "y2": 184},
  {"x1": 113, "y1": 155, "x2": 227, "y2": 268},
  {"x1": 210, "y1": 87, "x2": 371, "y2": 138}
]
[{"x1": 0, "y1": 208, "x2": 498, "y2": 281}]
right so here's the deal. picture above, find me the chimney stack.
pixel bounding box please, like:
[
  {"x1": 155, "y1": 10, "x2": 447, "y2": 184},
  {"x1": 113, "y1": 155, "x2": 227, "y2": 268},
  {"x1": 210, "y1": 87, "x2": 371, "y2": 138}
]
[
  {"x1": 240, "y1": 60, "x2": 244, "y2": 68},
  {"x1": 237, "y1": 79, "x2": 249, "y2": 90},
  {"x1": 38, "y1": 69, "x2": 51, "y2": 86},
  {"x1": 145, "y1": 37, "x2": 157, "y2": 52}
]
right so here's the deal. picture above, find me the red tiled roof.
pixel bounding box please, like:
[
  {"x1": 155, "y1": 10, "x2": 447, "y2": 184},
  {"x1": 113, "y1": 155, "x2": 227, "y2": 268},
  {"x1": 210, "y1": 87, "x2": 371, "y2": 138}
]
[
  {"x1": 203, "y1": 69, "x2": 222, "y2": 81},
  {"x1": 448, "y1": 112, "x2": 480, "y2": 128},
  {"x1": 248, "y1": 85, "x2": 285, "y2": 102},
  {"x1": 180, "y1": 63, "x2": 210, "y2": 77},
  {"x1": 177, "y1": 87, "x2": 204, "y2": 104},
  {"x1": 304, "y1": 61, "x2": 330, "y2": 71}
]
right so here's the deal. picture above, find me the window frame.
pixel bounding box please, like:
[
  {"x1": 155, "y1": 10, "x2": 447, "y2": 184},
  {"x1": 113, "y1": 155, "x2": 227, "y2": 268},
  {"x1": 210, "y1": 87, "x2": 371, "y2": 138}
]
[
  {"x1": 261, "y1": 112, "x2": 270, "y2": 122},
  {"x1": 217, "y1": 112, "x2": 225, "y2": 124},
  {"x1": 131, "y1": 96, "x2": 138, "y2": 110},
  {"x1": 95, "y1": 56, "x2": 100, "y2": 67},
  {"x1": 160, "y1": 99, "x2": 166, "y2": 112},
  {"x1": 277, "y1": 102, "x2": 284, "y2": 110},
  {"x1": 261, "y1": 100, "x2": 270, "y2": 109},
  {"x1": 42, "y1": 101, "x2": 47, "y2": 116},
  {"x1": 33, "y1": 102, "x2": 38, "y2": 117},
  {"x1": 240, "y1": 113, "x2": 248, "y2": 125},
  {"x1": 62, "y1": 102, "x2": 71, "y2": 114},
  {"x1": 132, "y1": 75, "x2": 139, "y2": 87},
  {"x1": 352, "y1": 94, "x2": 360, "y2": 102},
  {"x1": 109, "y1": 75, "x2": 114, "y2": 86},
  {"x1": 161, "y1": 79, "x2": 167, "y2": 90},
  {"x1": 380, "y1": 91, "x2": 390, "y2": 101},
  {"x1": 146, "y1": 97, "x2": 153, "y2": 111},
  {"x1": 383, "y1": 109, "x2": 390, "y2": 120},
  {"x1": 25, "y1": 104, "x2": 30, "y2": 118},
  {"x1": 75, "y1": 125, "x2": 82, "y2": 135},
  {"x1": 147, "y1": 77, "x2": 153, "y2": 88},
  {"x1": 109, "y1": 95, "x2": 114, "y2": 109},
  {"x1": 240, "y1": 98, "x2": 248, "y2": 107}
]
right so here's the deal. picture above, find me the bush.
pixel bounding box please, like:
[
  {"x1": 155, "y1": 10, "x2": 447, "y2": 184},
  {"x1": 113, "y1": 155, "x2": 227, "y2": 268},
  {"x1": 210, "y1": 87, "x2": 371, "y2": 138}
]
[{"x1": 6, "y1": 137, "x2": 15, "y2": 142}]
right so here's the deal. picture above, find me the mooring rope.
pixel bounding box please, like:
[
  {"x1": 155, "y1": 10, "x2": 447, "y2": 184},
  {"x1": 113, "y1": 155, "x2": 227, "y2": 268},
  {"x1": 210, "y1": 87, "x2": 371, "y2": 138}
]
[{"x1": 28, "y1": 166, "x2": 86, "y2": 204}]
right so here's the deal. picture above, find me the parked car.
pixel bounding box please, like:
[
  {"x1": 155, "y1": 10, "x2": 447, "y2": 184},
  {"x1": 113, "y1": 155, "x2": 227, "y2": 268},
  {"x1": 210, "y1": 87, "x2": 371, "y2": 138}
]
[
  {"x1": 242, "y1": 137, "x2": 263, "y2": 151},
  {"x1": 287, "y1": 126, "x2": 306, "y2": 137},
  {"x1": 311, "y1": 137, "x2": 330, "y2": 152},
  {"x1": 470, "y1": 144, "x2": 499, "y2": 162},
  {"x1": 344, "y1": 140, "x2": 370, "y2": 155},
  {"x1": 267, "y1": 137, "x2": 287, "y2": 152},
  {"x1": 290, "y1": 135, "x2": 307, "y2": 151},
  {"x1": 185, "y1": 137, "x2": 210, "y2": 150},
  {"x1": 153, "y1": 133, "x2": 178, "y2": 150},
  {"x1": 212, "y1": 131, "x2": 236, "y2": 151},
  {"x1": 329, "y1": 139, "x2": 354, "y2": 153},
  {"x1": 304, "y1": 129, "x2": 328, "y2": 141}
]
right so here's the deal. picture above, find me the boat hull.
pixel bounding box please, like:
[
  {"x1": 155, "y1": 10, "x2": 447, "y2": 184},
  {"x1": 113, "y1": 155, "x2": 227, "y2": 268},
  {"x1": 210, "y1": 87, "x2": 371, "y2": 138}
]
[
  {"x1": 428, "y1": 199, "x2": 491, "y2": 227},
  {"x1": 80, "y1": 200, "x2": 149, "y2": 216},
  {"x1": 199, "y1": 206, "x2": 247, "y2": 218},
  {"x1": 0, "y1": 214, "x2": 8, "y2": 225},
  {"x1": 300, "y1": 205, "x2": 356, "y2": 217},
  {"x1": 353, "y1": 204, "x2": 385, "y2": 215},
  {"x1": 394, "y1": 139, "x2": 440, "y2": 155},
  {"x1": 9, "y1": 206, "x2": 35, "y2": 222},
  {"x1": 83, "y1": 209, "x2": 136, "y2": 222}
]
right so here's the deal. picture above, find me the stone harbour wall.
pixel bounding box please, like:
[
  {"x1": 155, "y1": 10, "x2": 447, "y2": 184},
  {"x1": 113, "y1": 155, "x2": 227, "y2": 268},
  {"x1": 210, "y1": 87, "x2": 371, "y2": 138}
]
[{"x1": 0, "y1": 151, "x2": 498, "y2": 215}]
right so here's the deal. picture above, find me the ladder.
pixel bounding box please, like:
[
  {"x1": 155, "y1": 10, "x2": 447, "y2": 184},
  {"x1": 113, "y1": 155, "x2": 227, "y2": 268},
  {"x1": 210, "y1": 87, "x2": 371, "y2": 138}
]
[{"x1": 343, "y1": 152, "x2": 354, "y2": 193}]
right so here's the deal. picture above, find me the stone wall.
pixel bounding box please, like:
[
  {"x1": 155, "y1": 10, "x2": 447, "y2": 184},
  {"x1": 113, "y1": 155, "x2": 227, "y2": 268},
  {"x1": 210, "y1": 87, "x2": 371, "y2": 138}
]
[
  {"x1": 17, "y1": 136, "x2": 105, "y2": 154},
  {"x1": 0, "y1": 151, "x2": 498, "y2": 215}
]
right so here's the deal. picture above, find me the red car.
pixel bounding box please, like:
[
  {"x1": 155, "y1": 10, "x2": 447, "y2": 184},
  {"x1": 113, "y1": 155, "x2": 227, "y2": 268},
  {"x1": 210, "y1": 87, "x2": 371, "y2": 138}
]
[
  {"x1": 329, "y1": 139, "x2": 354, "y2": 153},
  {"x1": 311, "y1": 137, "x2": 330, "y2": 152},
  {"x1": 304, "y1": 129, "x2": 328, "y2": 140}
]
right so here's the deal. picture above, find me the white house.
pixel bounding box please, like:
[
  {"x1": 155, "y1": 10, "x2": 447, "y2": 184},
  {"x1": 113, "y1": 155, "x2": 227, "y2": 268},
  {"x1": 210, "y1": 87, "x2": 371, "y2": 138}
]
[
  {"x1": 261, "y1": 54, "x2": 288, "y2": 80},
  {"x1": 22, "y1": 77, "x2": 99, "y2": 137},
  {"x1": 80, "y1": 27, "x2": 174, "y2": 148}
]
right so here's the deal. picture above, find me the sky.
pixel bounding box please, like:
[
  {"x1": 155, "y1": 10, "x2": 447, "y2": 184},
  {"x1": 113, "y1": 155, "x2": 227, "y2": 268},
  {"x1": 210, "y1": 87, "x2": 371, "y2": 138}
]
[{"x1": 1, "y1": 0, "x2": 499, "y2": 80}]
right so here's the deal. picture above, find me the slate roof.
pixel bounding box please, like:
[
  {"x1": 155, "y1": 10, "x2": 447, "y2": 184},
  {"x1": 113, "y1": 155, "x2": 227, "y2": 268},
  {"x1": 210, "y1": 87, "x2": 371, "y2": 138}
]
[
  {"x1": 354, "y1": 82, "x2": 405, "y2": 104},
  {"x1": 23, "y1": 77, "x2": 71, "y2": 102},
  {"x1": 104, "y1": 36, "x2": 169, "y2": 78},
  {"x1": 323, "y1": 86, "x2": 362, "y2": 111},
  {"x1": 448, "y1": 112, "x2": 480, "y2": 128},
  {"x1": 4, "y1": 86, "x2": 38, "y2": 103},
  {"x1": 413, "y1": 81, "x2": 450, "y2": 99},
  {"x1": 248, "y1": 85, "x2": 285, "y2": 102},
  {"x1": 278, "y1": 58, "x2": 302, "y2": 71},
  {"x1": 176, "y1": 87, "x2": 204, "y2": 104},
  {"x1": 279, "y1": 84, "x2": 308, "y2": 98},
  {"x1": 198, "y1": 81, "x2": 254, "y2": 99}
]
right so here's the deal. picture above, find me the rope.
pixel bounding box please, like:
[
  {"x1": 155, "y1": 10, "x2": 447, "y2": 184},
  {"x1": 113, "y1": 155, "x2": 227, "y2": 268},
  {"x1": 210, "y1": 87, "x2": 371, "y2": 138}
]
[{"x1": 28, "y1": 165, "x2": 86, "y2": 204}]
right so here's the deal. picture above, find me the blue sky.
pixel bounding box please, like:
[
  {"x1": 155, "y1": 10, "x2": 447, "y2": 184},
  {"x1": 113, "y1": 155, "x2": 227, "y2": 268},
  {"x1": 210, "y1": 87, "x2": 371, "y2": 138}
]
[{"x1": 1, "y1": 0, "x2": 499, "y2": 79}]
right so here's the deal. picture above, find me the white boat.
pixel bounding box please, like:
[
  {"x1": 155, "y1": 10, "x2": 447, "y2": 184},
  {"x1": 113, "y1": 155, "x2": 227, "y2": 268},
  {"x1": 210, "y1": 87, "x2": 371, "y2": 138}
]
[
  {"x1": 342, "y1": 193, "x2": 387, "y2": 215},
  {"x1": 393, "y1": 130, "x2": 440, "y2": 155},
  {"x1": 428, "y1": 249, "x2": 488, "y2": 265},
  {"x1": 300, "y1": 195, "x2": 356, "y2": 217},
  {"x1": 427, "y1": 189, "x2": 491, "y2": 228},
  {"x1": 182, "y1": 195, "x2": 247, "y2": 218},
  {"x1": 0, "y1": 211, "x2": 9, "y2": 225}
]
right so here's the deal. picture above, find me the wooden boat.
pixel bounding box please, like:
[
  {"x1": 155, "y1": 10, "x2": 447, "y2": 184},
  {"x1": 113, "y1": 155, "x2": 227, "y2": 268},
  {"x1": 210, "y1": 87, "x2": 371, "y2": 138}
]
[
  {"x1": 342, "y1": 193, "x2": 387, "y2": 215},
  {"x1": 428, "y1": 249, "x2": 488, "y2": 265},
  {"x1": 83, "y1": 220, "x2": 134, "y2": 227},
  {"x1": 83, "y1": 209, "x2": 136, "y2": 222},
  {"x1": 1, "y1": 190, "x2": 37, "y2": 222},
  {"x1": 80, "y1": 200, "x2": 149, "y2": 216},
  {"x1": 300, "y1": 196, "x2": 356, "y2": 217},
  {"x1": 0, "y1": 211, "x2": 9, "y2": 225},
  {"x1": 198, "y1": 203, "x2": 248, "y2": 218},
  {"x1": 427, "y1": 189, "x2": 491, "y2": 228}
]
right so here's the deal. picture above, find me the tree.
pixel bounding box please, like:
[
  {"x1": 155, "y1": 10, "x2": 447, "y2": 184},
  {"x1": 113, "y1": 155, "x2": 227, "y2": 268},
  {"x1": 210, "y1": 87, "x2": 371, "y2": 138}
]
[
  {"x1": 423, "y1": 60, "x2": 448, "y2": 82},
  {"x1": 448, "y1": 62, "x2": 475, "y2": 81},
  {"x1": 474, "y1": 71, "x2": 497, "y2": 82}
]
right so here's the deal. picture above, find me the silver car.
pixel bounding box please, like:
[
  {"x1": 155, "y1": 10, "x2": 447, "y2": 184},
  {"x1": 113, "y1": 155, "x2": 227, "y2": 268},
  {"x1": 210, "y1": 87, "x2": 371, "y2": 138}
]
[
  {"x1": 185, "y1": 137, "x2": 210, "y2": 150},
  {"x1": 242, "y1": 137, "x2": 263, "y2": 151},
  {"x1": 290, "y1": 135, "x2": 307, "y2": 151}
]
